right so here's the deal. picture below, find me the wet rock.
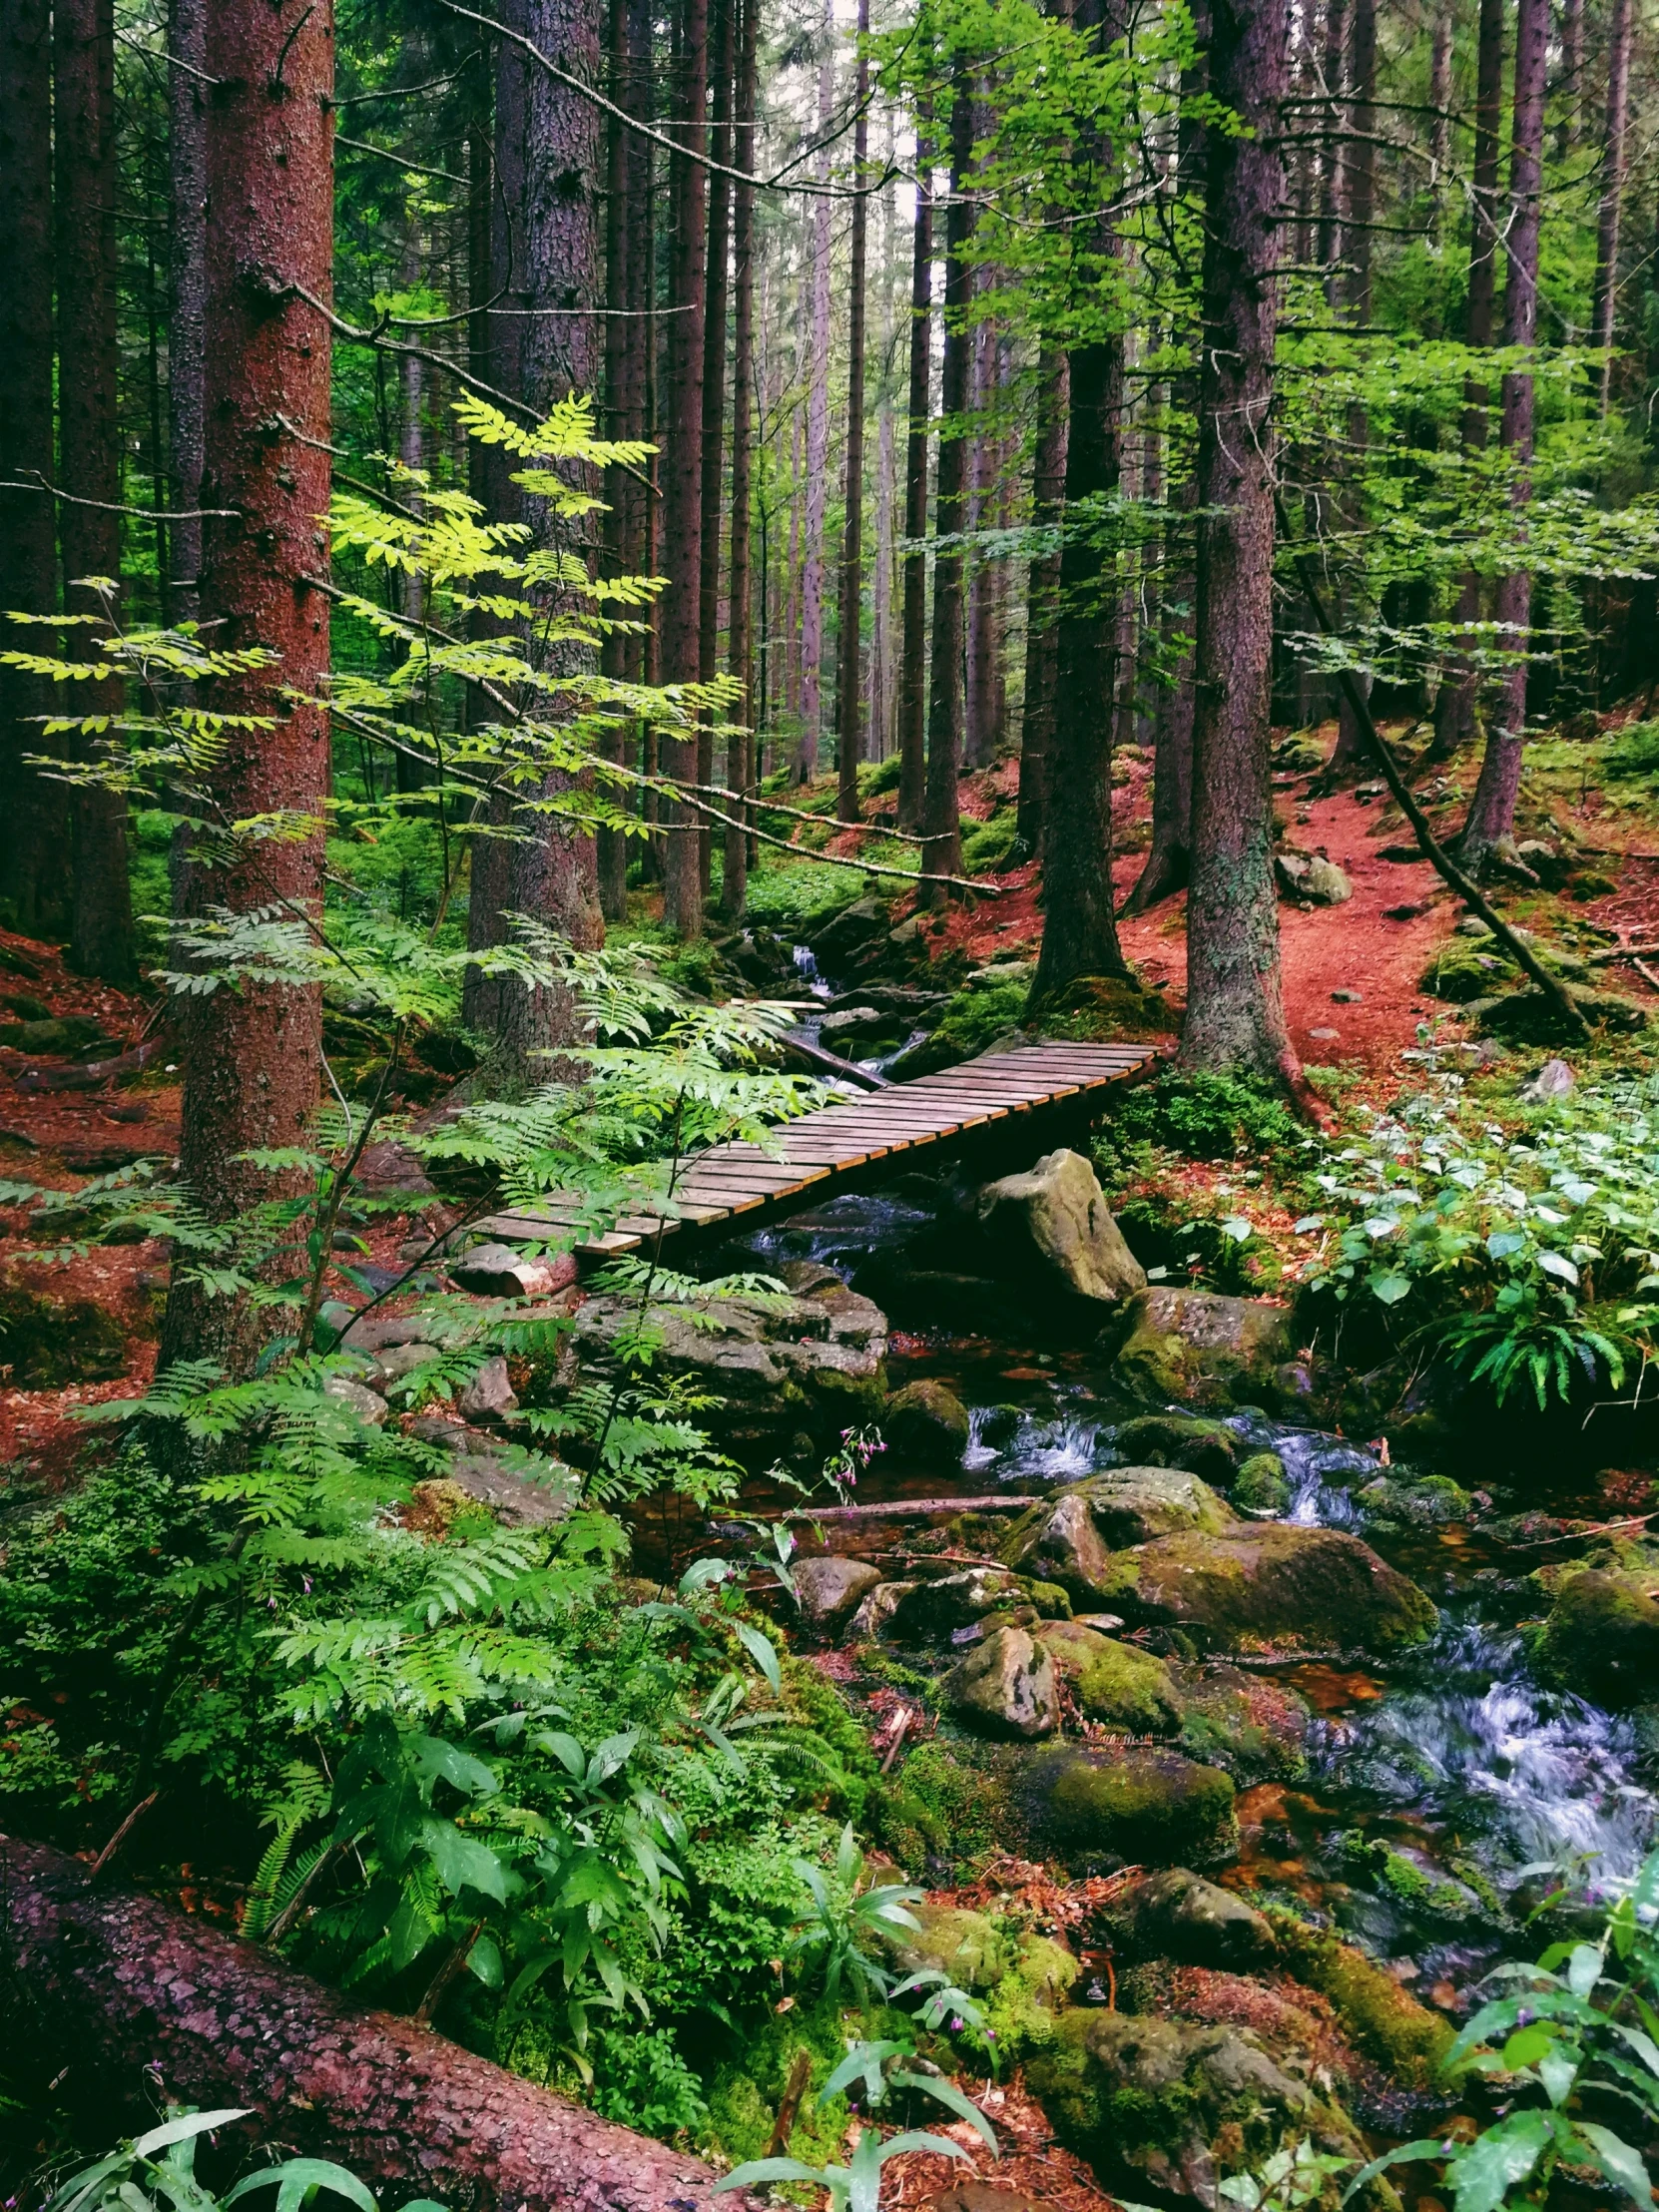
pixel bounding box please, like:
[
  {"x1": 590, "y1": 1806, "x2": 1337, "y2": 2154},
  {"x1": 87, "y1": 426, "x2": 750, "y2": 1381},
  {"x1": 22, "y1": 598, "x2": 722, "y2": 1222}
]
[
  {"x1": 889, "y1": 1566, "x2": 1023, "y2": 1642},
  {"x1": 450, "y1": 1241, "x2": 579, "y2": 1299},
  {"x1": 321, "y1": 1373, "x2": 390, "y2": 1427},
  {"x1": 1037, "y1": 1622, "x2": 1184, "y2": 1732},
  {"x1": 946, "y1": 1625, "x2": 1059, "y2": 1738},
  {"x1": 883, "y1": 1378, "x2": 972, "y2": 1462},
  {"x1": 793, "y1": 1554, "x2": 883, "y2": 1633},
  {"x1": 1267, "y1": 1912, "x2": 1453, "y2": 2083},
  {"x1": 1026, "y1": 1742, "x2": 1237, "y2": 1865},
  {"x1": 1003, "y1": 1470, "x2": 1231, "y2": 1603},
  {"x1": 459, "y1": 1355, "x2": 520, "y2": 1424},
  {"x1": 847, "y1": 1578, "x2": 916, "y2": 1640},
  {"x1": 1169, "y1": 1661, "x2": 1311, "y2": 1782},
  {"x1": 1002, "y1": 1491, "x2": 1116, "y2": 1602},
  {"x1": 1234, "y1": 1451, "x2": 1290, "y2": 1513},
  {"x1": 1028, "y1": 2007, "x2": 1368, "y2": 2206},
  {"x1": 1356, "y1": 1472, "x2": 1470, "y2": 1526},
  {"x1": 1111, "y1": 1867, "x2": 1278, "y2": 1968},
  {"x1": 1114, "y1": 1287, "x2": 1295, "y2": 1410},
  {"x1": 811, "y1": 895, "x2": 888, "y2": 965},
  {"x1": 1535, "y1": 1558, "x2": 1659, "y2": 1707},
  {"x1": 974, "y1": 1148, "x2": 1148, "y2": 1308},
  {"x1": 0, "y1": 1287, "x2": 127, "y2": 1386},
  {"x1": 1093, "y1": 1522, "x2": 1436, "y2": 1654},
  {"x1": 1110, "y1": 1412, "x2": 1241, "y2": 1483}
]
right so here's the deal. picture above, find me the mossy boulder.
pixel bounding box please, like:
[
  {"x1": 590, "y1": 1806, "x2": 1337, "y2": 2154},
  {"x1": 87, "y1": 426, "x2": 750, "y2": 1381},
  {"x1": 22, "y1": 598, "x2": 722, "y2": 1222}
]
[
  {"x1": 1419, "y1": 939, "x2": 1517, "y2": 1003},
  {"x1": 1357, "y1": 1472, "x2": 1471, "y2": 1527},
  {"x1": 1476, "y1": 984, "x2": 1646, "y2": 1044},
  {"x1": 1114, "y1": 1287, "x2": 1296, "y2": 1410},
  {"x1": 1170, "y1": 1661, "x2": 1311, "y2": 1781},
  {"x1": 1026, "y1": 1742, "x2": 1238, "y2": 1866},
  {"x1": 1001, "y1": 1490, "x2": 1117, "y2": 1601},
  {"x1": 1092, "y1": 1522, "x2": 1436, "y2": 1655},
  {"x1": 882, "y1": 1377, "x2": 971, "y2": 1463},
  {"x1": 1038, "y1": 1622, "x2": 1185, "y2": 1733},
  {"x1": 1002, "y1": 1469, "x2": 1232, "y2": 1602},
  {"x1": 888, "y1": 1566, "x2": 1024, "y2": 1642},
  {"x1": 1026, "y1": 2007, "x2": 1367, "y2": 2204},
  {"x1": 1267, "y1": 1911, "x2": 1453, "y2": 2086},
  {"x1": 1534, "y1": 1559, "x2": 1659, "y2": 1707},
  {"x1": 792, "y1": 1555, "x2": 884, "y2": 1633},
  {"x1": 0, "y1": 1013, "x2": 115, "y2": 1056},
  {"x1": 1234, "y1": 1451, "x2": 1291, "y2": 1513},
  {"x1": 945, "y1": 1625, "x2": 1059, "y2": 1738},
  {"x1": 880, "y1": 1902, "x2": 1011, "y2": 1990},
  {"x1": 0, "y1": 1286, "x2": 127, "y2": 1385},
  {"x1": 982, "y1": 1931, "x2": 1082, "y2": 2059},
  {"x1": 1111, "y1": 1412, "x2": 1241, "y2": 1483},
  {"x1": 974, "y1": 1147, "x2": 1148, "y2": 1308},
  {"x1": 1108, "y1": 1867, "x2": 1278, "y2": 1969}
]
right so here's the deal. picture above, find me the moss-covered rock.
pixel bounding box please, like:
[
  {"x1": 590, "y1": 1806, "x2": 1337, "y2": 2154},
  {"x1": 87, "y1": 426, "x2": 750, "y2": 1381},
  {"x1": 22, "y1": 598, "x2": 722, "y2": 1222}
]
[
  {"x1": 1356, "y1": 1472, "x2": 1471, "y2": 1527},
  {"x1": 1038, "y1": 1622, "x2": 1185, "y2": 1732},
  {"x1": 1111, "y1": 1412, "x2": 1242, "y2": 1483},
  {"x1": 1169, "y1": 1661, "x2": 1311, "y2": 1781},
  {"x1": 889, "y1": 1566, "x2": 1023, "y2": 1642},
  {"x1": 881, "y1": 1901, "x2": 1011, "y2": 1989},
  {"x1": 999, "y1": 1491, "x2": 1116, "y2": 1601},
  {"x1": 1026, "y1": 1742, "x2": 1238, "y2": 1866},
  {"x1": 974, "y1": 1148, "x2": 1148, "y2": 1308},
  {"x1": 1026, "y1": 2006, "x2": 1368, "y2": 2204},
  {"x1": 882, "y1": 1377, "x2": 972, "y2": 1462},
  {"x1": 1234, "y1": 1451, "x2": 1291, "y2": 1513},
  {"x1": 1114, "y1": 1287, "x2": 1296, "y2": 1409},
  {"x1": 945, "y1": 1625, "x2": 1059, "y2": 1738},
  {"x1": 982, "y1": 1931, "x2": 1081, "y2": 2059},
  {"x1": 1534, "y1": 1559, "x2": 1659, "y2": 1707},
  {"x1": 1267, "y1": 1912, "x2": 1454, "y2": 2086},
  {"x1": 1108, "y1": 1867, "x2": 1278, "y2": 1968},
  {"x1": 0, "y1": 1286, "x2": 127, "y2": 1386},
  {"x1": 1092, "y1": 1522, "x2": 1436, "y2": 1655},
  {"x1": 792, "y1": 1555, "x2": 883, "y2": 1633},
  {"x1": 1002, "y1": 1469, "x2": 1232, "y2": 1603},
  {"x1": 874, "y1": 1738, "x2": 1015, "y2": 1873}
]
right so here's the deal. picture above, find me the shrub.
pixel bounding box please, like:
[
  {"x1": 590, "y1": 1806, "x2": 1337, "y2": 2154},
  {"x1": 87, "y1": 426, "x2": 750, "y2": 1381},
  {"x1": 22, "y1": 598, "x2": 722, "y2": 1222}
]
[{"x1": 1099, "y1": 1070, "x2": 1305, "y2": 1163}]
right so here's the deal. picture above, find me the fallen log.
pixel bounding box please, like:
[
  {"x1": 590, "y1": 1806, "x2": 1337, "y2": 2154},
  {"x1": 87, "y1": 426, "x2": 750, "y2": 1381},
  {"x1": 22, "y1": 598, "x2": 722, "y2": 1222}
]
[
  {"x1": 0, "y1": 1834, "x2": 754, "y2": 2212},
  {"x1": 6, "y1": 1035, "x2": 171, "y2": 1092}
]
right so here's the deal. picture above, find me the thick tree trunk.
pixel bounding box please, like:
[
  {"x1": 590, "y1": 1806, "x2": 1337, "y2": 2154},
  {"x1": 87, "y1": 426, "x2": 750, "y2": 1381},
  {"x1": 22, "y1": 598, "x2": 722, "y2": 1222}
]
[
  {"x1": 1328, "y1": 0, "x2": 1376, "y2": 776},
  {"x1": 799, "y1": 18, "x2": 834, "y2": 783},
  {"x1": 597, "y1": 0, "x2": 634, "y2": 922},
  {"x1": 1457, "y1": 0, "x2": 1546, "y2": 874},
  {"x1": 697, "y1": 0, "x2": 734, "y2": 899},
  {"x1": 0, "y1": 0, "x2": 68, "y2": 936},
  {"x1": 920, "y1": 77, "x2": 974, "y2": 902},
  {"x1": 1590, "y1": 0, "x2": 1633, "y2": 416},
  {"x1": 55, "y1": 0, "x2": 135, "y2": 984},
  {"x1": 1013, "y1": 346, "x2": 1068, "y2": 863},
  {"x1": 1030, "y1": 0, "x2": 1130, "y2": 1000},
  {"x1": 661, "y1": 0, "x2": 710, "y2": 932},
  {"x1": 1315, "y1": 0, "x2": 1351, "y2": 292},
  {"x1": 721, "y1": 0, "x2": 758, "y2": 918},
  {"x1": 897, "y1": 103, "x2": 934, "y2": 832},
  {"x1": 835, "y1": 0, "x2": 871, "y2": 826},
  {"x1": 0, "y1": 1836, "x2": 755, "y2": 2212},
  {"x1": 1180, "y1": 0, "x2": 1299, "y2": 1085},
  {"x1": 169, "y1": 0, "x2": 208, "y2": 622},
  {"x1": 1430, "y1": 0, "x2": 1504, "y2": 758},
  {"x1": 160, "y1": 0, "x2": 333, "y2": 1379}
]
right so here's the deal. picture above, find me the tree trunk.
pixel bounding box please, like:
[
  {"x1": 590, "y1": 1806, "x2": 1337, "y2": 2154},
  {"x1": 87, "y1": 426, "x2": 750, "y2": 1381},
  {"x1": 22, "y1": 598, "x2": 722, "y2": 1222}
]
[
  {"x1": 835, "y1": 0, "x2": 871, "y2": 826},
  {"x1": 920, "y1": 75, "x2": 974, "y2": 902},
  {"x1": 1180, "y1": 0, "x2": 1298, "y2": 1085},
  {"x1": 661, "y1": 0, "x2": 710, "y2": 932},
  {"x1": 1030, "y1": 0, "x2": 1130, "y2": 1000},
  {"x1": 1013, "y1": 345, "x2": 1068, "y2": 863},
  {"x1": 160, "y1": 0, "x2": 333, "y2": 1380},
  {"x1": 799, "y1": 15, "x2": 834, "y2": 783},
  {"x1": 55, "y1": 0, "x2": 135, "y2": 984},
  {"x1": 1315, "y1": 0, "x2": 1351, "y2": 293},
  {"x1": 697, "y1": 0, "x2": 734, "y2": 899},
  {"x1": 169, "y1": 0, "x2": 208, "y2": 623},
  {"x1": 1427, "y1": 0, "x2": 1453, "y2": 235},
  {"x1": 1328, "y1": 0, "x2": 1376, "y2": 776},
  {"x1": 1456, "y1": 0, "x2": 1546, "y2": 874},
  {"x1": 721, "y1": 0, "x2": 758, "y2": 918},
  {"x1": 1555, "y1": 0, "x2": 1582, "y2": 157},
  {"x1": 597, "y1": 0, "x2": 634, "y2": 922},
  {"x1": 0, "y1": 1835, "x2": 757, "y2": 2212},
  {"x1": 897, "y1": 100, "x2": 933, "y2": 832},
  {"x1": 1590, "y1": 0, "x2": 1633, "y2": 416},
  {"x1": 0, "y1": 0, "x2": 68, "y2": 936}
]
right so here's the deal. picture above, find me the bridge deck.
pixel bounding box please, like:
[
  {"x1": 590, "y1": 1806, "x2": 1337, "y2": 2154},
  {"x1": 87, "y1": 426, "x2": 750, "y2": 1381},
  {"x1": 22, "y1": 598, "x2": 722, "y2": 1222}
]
[{"x1": 482, "y1": 1040, "x2": 1161, "y2": 1257}]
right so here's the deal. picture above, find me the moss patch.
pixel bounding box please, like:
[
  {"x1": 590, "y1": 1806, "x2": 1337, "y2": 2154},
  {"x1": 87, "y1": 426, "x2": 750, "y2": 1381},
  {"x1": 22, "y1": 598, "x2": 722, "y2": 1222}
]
[
  {"x1": 1029, "y1": 1743, "x2": 1238, "y2": 1866},
  {"x1": 1267, "y1": 1911, "x2": 1453, "y2": 2085}
]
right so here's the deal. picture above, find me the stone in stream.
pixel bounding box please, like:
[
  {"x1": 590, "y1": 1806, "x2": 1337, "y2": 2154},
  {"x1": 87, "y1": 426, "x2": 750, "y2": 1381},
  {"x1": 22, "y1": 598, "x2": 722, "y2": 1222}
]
[
  {"x1": 1110, "y1": 1412, "x2": 1241, "y2": 1482},
  {"x1": 1107, "y1": 1867, "x2": 1278, "y2": 1968},
  {"x1": 1001, "y1": 1468, "x2": 1232, "y2": 1601},
  {"x1": 1534, "y1": 1554, "x2": 1659, "y2": 1706},
  {"x1": 888, "y1": 1566, "x2": 1025, "y2": 1642},
  {"x1": 1233, "y1": 1450, "x2": 1291, "y2": 1513},
  {"x1": 882, "y1": 1378, "x2": 972, "y2": 1462},
  {"x1": 1090, "y1": 1521, "x2": 1436, "y2": 1654},
  {"x1": 792, "y1": 1554, "x2": 883, "y2": 1634},
  {"x1": 1037, "y1": 1621, "x2": 1184, "y2": 1733},
  {"x1": 1025, "y1": 1742, "x2": 1238, "y2": 1866},
  {"x1": 944, "y1": 1625, "x2": 1059, "y2": 1738},
  {"x1": 1034, "y1": 1627, "x2": 1311, "y2": 1780},
  {"x1": 1112, "y1": 1285, "x2": 1303, "y2": 1410},
  {"x1": 846, "y1": 1577, "x2": 916, "y2": 1641},
  {"x1": 974, "y1": 1148, "x2": 1148, "y2": 1308}
]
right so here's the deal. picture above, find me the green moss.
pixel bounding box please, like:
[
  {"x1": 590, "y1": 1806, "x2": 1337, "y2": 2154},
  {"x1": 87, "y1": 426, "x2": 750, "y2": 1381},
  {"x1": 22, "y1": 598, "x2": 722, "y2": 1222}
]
[
  {"x1": 1420, "y1": 940, "x2": 1517, "y2": 1003},
  {"x1": 1267, "y1": 1911, "x2": 1453, "y2": 2084},
  {"x1": 0, "y1": 1287, "x2": 127, "y2": 1387},
  {"x1": 779, "y1": 1656, "x2": 878, "y2": 1818},
  {"x1": 981, "y1": 1932, "x2": 1081, "y2": 2060},
  {"x1": 1022, "y1": 1578, "x2": 1072, "y2": 1619},
  {"x1": 1234, "y1": 1451, "x2": 1291, "y2": 1513},
  {"x1": 701, "y1": 1997, "x2": 908, "y2": 2170},
  {"x1": 1109, "y1": 1413, "x2": 1241, "y2": 1482},
  {"x1": 1535, "y1": 1562, "x2": 1659, "y2": 1707},
  {"x1": 1173, "y1": 1666, "x2": 1310, "y2": 1783},
  {"x1": 875, "y1": 1738, "x2": 1013, "y2": 1874},
  {"x1": 1074, "y1": 1639, "x2": 1184, "y2": 1733},
  {"x1": 1035, "y1": 1744, "x2": 1238, "y2": 1865}
]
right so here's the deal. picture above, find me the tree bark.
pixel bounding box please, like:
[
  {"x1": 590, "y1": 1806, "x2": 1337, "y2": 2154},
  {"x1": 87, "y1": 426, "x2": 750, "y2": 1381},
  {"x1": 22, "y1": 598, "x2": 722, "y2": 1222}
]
[
  {"x1": 1180, "y1": 0, "x2": 1299, "y2": 1085},
  {"x1": 721, "y1": 0, "x2": 758, "y2": 917},
  {"x1": 160, "y1": 0, "x2": 333, "y2": 1379},
  {"x1": 0, "y1": 0, "x2": 68, "y2": 936},
  {"x1": 55, "y1": 0, "x2": 135, "y2": 984},
  {"x1": 1426, "y1": 0, "x2": 1453, "y2": 235},
  {"x1": 1315, "y1": 0, "x2": 1351, "y2": 294},
  {"x1": 835, "y1": 0, "x2": 871, "y2": 826},
  {"x1": 1456, "y1": 0, "x2": 1546, "y2": 874},
  {"x1": 1590, "y1": 0, "x2": 1633, "y2": 416},
  {"x1": 169, "y1": 0, "x2": 208, "y2": 622},
  {"x1": 0, "y1": 1835, "x2": 756, "y2": 2212},
  {"x1": 1555, "y1": 0, "x2": 1582, "y2": 157},
  {"x1": 920, "y1": 75, "x2": 974, "y2": 902},
  {"x1": 697, "y1": 0, "x2": 734, "y2": 898},
  {"x1": 897, "y1": 101, "x2": 934, "y2": 832},
  {"x1": 1013, "y1": 346, "x2": 1068, "y2": 863},
  {"x1": 1030, "y1": 0, "x2": 1130, "y2": 1000},
  {"x1": 1328, "y1": 0, "x2": 1376, "y2": 775},
  {"x1": 799, "y1": 15, "x2": 834, "y2": 783},
  {"x1": 597, "y1": 0, "x2": 634, "y2": 922},
  {"x1": 661, "y1": 0, "x2": 710, "y2": 932}
]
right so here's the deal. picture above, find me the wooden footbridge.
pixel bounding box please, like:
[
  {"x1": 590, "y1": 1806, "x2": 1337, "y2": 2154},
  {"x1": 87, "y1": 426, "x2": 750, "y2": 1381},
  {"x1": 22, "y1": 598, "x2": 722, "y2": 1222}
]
[{"x1": 482, "y1": 1040, "x2": 1161, "y2": 1259}]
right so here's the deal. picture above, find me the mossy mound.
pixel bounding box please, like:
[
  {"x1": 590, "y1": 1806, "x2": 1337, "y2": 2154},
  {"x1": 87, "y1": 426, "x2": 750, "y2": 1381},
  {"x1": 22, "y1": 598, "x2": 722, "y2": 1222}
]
[
  {"x1": 1534, "y1": 1557, "x2": 1659, "y2": 1707},
  {"x1": 1113, "y1": 1287, "x2": 1296, "y2": 1410},
  {"x1": 1033, "y1": 972, "x2": 1176, "y2": 1042},
  {"x1": 1419, "y1": 939, "x2": 1517, "y2": 1003},
  {"x1": 1038, "y1": 1622, "x2": 1185, "y2": 1733},
  {"x1": 1026, "y1": 1742, "x2": 1238, "y2": 1866},
  {"x1": 1234, "y1": 1451, "x2": 1291, "y2": 1513},
  {"x1": 1267, "y1": 1911, "x2": 1454, "y2": 2086},
  {"x1": 1476, "y1": 984, "x2": 1646, "y2": 1044},
  {"x1": 0, "y1": 1286, "x2": 127, "y2": 1386},
  {"x1": 874, "y1": 1737, "x2": 1016, "y2": 1874},
  {"x1": 1170, "y1": 1661, "x2": 1311, "y2": 1782},
  {"x1": 1111, "y1": 1412, "x2": 1242, "y2": 1483}
]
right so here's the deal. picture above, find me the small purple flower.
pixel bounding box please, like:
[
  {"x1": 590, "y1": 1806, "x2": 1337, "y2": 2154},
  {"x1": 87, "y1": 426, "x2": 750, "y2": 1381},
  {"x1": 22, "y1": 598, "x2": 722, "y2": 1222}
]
[{"x1": 951, "y1": 2015, "x2": 964, "y2": 2032}]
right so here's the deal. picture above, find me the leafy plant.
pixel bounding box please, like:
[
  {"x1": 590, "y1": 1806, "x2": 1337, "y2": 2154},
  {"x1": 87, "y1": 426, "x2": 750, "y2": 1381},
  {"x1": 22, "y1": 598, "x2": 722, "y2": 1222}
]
[
  {"x1": 786, "y1": 1823, "x2": 926, "y2": 2008},
  {"x1": 41, "y1": 2109, "x2": 436, "y2": 2212}
]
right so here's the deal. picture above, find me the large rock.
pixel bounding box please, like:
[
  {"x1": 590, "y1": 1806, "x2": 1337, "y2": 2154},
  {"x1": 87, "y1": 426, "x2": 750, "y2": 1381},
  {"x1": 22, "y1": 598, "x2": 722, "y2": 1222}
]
[
  {"x1": 406, "y1": 1418, "x2": 577, "y2": 1528},
  {"x1": 1037, "y1": 1623, "x2": 1184, "y2": 1733},
  {"x1": 1092, "y1": 1522, "x2": 1435, "y2": 1654},
  {"x1": 1027, "y1": 2007, "x2": 1367, "y2": 2206},
  {"x1": 571, "y1": 1276, "x2": 887, "y2": 1445},
  {"x1": 1276, "y1": 850, "x2": 1353, "y2": 906},
  {"x1": 1000, "y1": 1491, "x2": 1116, "y2": 1600},
  {"x1": 1110, "y1": 1413, "x2": 1241, "y2": 1483},
  {"x1": 1002, "y1": 1469, "x2": 1231, "y2": 1602},
  {"x1": 1114, "y1": 1287, "x2": 1296, "y2": 1409},
  {"x1": 882, "y1": 1378, "x2": 971, "y2": 1463},
  {"x1": 792, "y1": 1555, "x2": 883, "y2": 1634},
  {"x1": 1026, "y1": 1743, "x2": 1237, "y2": 1865},
  {"x1": 847, "y1": 1578, "x2": 916, "y2": 1640},
  {"x1": 1108, "y1": 1868, "x2": 1277, "y2": 1969},
  {"x1": 1535, "y1": 1558, "x2": 1659, "y2": 1707},
  {"x1": 975, "y1": 1149, "x2": 1148, "y2": 1307},
  {"x1": 1169, "y1": 1661, "x2": 1311, "y2": 1782},
  {"x1": 888, "y1": 1566, "x2": 1023, "y2": 1642},
  {"x1": 0, "y1": 1287, "x2": 127, "y2": 1386},
  {"x1": 945, "y1": 1626, "x2": 1059, "y2": 1739}
]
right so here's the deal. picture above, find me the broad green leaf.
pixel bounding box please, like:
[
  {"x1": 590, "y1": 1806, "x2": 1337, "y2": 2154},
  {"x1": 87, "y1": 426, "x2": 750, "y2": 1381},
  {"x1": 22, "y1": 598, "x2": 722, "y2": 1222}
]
[
  {"x1": 1571, "y1": 2121, "x2": 1655, "y2": 2207},
  {"x1": 733, "y1": 1619, "x2": 782, "y2": 1694},
  {"x1": 421, "y1": 1817, "x2": 509, "y2": 1903},
  {"x1": 1445, "y1": 2108, "x2": 1555, "y2": 2212},
  {"x1": 133, "y1": 2116, "x2": 255, "y2": 2161}
]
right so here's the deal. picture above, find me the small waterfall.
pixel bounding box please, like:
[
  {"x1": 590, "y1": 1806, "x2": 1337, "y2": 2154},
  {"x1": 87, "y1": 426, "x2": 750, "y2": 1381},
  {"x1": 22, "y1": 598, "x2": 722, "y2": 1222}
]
[
  {"x1": 1225, "y1": 1411, "x2": 1377, "y2": 1528},
  {"x1": 998, "y1": 1413, "x2": 1103, "y2": 1485}
]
